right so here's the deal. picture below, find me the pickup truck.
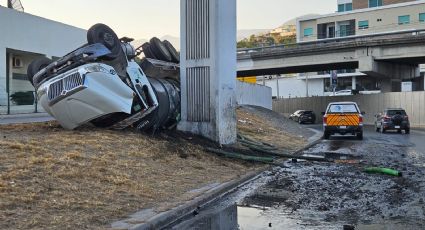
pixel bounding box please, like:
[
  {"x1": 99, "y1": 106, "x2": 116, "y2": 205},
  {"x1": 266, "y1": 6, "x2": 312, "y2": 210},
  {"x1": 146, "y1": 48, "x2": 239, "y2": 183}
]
[
  {"x1": 323, "y1": 102, "x2": 364, "y2": 140},
  {"x1": 27, "y1": 23, "x2": 180, "y2": 132}
]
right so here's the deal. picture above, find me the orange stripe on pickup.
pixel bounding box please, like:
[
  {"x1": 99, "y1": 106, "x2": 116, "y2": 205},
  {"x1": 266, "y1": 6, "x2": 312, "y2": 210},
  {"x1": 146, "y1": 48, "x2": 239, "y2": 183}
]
[{"x1": 326, "y1": 114, "x2": 360, "y2": 126}]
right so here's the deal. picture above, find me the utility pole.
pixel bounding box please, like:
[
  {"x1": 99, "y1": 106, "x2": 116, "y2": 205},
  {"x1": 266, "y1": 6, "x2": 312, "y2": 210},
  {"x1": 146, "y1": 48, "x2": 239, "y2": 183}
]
[
  {"x1": 306, "y1": 75, "x2": 309, "y2": 97},
  {"x1": 276, "y1": 75, "x2": 280, "y2": 98}
]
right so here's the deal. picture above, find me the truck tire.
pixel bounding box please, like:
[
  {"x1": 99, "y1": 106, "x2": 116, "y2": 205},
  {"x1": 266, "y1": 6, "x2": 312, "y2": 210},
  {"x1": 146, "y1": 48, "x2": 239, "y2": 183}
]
[
  {"x1": 405, "y1": 129, "x2": 410, "y2": 134},
  {"x1": 324, "y1": 132, "x2": 330, "y2": 140},
  {"x1": 163, "y1": 40, "x2": 180, "y2": 63},
  {"x1": 142, "y1": 43, "x2": 158, "y2": 59},
  {"x1": 27, "y1": 57, "x2": 53, "y2": 86},
  {"x1": 357, "y1": 132, "x2": 363, "y2": 140},
  {"x1": 150, "y1": 37, "x2": 172, "y2": 62},
  {"x1": 87, "y1": 23, "x2": 121, "y2": 60}
]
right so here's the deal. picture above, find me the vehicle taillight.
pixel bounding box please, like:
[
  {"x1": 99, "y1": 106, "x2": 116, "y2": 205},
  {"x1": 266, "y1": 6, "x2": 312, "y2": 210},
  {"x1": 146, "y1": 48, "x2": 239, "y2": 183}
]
[
  {"x1": 323, "y1": 116, "x2": 327, "y2": 124},
  {"x1": 359, "y1": 116, "x2": 363, "y2": 123},
  {"x1": 384, "y1": 116, "x2": 391, "y2": 122},
  {"x1": 405, "y1": 115, "x2": 409, "y2": 121}
]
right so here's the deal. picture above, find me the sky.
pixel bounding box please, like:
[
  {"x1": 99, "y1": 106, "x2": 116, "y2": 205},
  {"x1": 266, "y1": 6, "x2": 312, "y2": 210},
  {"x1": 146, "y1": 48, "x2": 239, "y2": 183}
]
[{"x1": 16, "y1": 0, "x2": 336, "y2": 39}]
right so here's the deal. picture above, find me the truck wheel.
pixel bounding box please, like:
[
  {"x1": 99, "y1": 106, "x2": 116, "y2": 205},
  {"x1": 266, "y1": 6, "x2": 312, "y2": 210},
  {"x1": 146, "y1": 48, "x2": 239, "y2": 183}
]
[
  {"x1": 324, "y1": 132, "x2": 330, "y2": 140},
  {"x1": 27, "y1": 57, "x2": 53, "y2": 86},
  {"x1": 142, "y1": 42, "x2": 158, "y2": 59},
  {"x1": 357, "y1": 132, "x2": 363, "y2": 140},
  {"x1": 150, "y1": 37, "x2": 172, "y2": 62},
  {"x1": 405, "y1": 129, "x2": 410, "y2": 134},
  {"x1": 87, "y1": 23, "x2": 121, "y2": 60},
  {"x1": 163, "y1": 40, "x2": 180, "y2": 63}
]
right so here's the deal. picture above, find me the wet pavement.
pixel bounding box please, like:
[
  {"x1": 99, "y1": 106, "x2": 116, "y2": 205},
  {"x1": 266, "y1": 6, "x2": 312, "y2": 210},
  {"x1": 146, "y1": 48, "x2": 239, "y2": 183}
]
[{"x1": 169, "y1": 126, "x2": 425, "y2": 230}]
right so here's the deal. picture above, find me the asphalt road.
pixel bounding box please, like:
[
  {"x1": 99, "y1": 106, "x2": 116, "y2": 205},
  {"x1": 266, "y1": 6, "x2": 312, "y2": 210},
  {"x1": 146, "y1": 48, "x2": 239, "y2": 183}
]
[{"x1": 170, "y1": 126, "x2": 425, "y2": 230}]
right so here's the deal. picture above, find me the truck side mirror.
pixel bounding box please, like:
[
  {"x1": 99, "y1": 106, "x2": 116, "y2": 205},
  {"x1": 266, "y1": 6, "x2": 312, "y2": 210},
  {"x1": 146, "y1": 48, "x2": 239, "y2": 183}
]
[{"x1": 361, "y1": 112, "x2": 366, "y2": 115}]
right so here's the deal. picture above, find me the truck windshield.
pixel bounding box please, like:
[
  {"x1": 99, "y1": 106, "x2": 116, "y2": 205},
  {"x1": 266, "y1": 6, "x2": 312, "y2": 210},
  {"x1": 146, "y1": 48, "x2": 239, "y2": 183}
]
[{"x1": 328, "y1": 104, "x2": 358, "y2": 113}]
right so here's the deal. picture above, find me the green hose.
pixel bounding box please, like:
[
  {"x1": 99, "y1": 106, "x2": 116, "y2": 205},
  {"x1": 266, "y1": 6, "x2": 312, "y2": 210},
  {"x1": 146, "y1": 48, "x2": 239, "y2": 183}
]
[
  {"x1": 364, "y1": 167, "x2": 402, "y2": 177},
  {"x1": 205, "y1": 147, "x2": 276, "y2": 164}
]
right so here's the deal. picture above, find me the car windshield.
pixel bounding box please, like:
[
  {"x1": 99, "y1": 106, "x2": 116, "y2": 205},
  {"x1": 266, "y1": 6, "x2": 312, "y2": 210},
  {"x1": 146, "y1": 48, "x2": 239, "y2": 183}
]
[
  {"x1": 387, "y1": 110, "x2": 407, "y2": 116},
  {"x1": 328, "y1": 104, "x2": 358, "y2": 113}
]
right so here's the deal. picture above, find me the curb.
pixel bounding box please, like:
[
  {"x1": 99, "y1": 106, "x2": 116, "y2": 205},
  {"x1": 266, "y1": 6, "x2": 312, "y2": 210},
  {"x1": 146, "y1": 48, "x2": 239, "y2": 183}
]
[
  {"x1": 128, "y1": 170, "x2": 262, "y2": 230},
  {"x1": 116, "y1": 137, "x2": 323, "y2": 230}
]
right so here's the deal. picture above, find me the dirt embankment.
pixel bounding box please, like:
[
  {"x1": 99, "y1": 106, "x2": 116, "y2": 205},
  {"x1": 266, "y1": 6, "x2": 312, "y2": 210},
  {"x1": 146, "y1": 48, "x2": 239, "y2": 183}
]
[{"x1": 0, "y1": 107, "x2": 307, "y2": 229}]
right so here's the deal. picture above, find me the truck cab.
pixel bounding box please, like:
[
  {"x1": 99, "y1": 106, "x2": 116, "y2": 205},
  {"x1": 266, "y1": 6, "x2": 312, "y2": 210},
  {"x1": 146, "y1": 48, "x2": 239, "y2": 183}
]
[{"x1": 323, "y1": 102, "x2": 364, "y2": 140}]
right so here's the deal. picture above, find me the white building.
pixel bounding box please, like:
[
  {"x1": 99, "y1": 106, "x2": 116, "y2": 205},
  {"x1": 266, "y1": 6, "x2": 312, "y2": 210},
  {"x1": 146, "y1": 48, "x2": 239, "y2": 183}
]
[
  {"x1": 260, "y1": 0, "x2": 425, "y2": 98},
  {"x1": 0, "y1": 6, "x2": 86, "y2": 114}
]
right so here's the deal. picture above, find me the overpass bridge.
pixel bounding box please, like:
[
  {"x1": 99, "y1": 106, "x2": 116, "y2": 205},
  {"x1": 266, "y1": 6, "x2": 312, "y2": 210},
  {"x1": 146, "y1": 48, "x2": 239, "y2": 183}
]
[{"x1": 237, "y1": 30, "x2": 425, "y2": 81}]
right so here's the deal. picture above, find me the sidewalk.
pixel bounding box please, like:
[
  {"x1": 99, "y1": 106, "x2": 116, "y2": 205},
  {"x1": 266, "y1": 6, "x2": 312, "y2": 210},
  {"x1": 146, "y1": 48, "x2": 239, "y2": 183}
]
[{"x1": 0, "y1": 113, "x2": 54, "y2": 125}]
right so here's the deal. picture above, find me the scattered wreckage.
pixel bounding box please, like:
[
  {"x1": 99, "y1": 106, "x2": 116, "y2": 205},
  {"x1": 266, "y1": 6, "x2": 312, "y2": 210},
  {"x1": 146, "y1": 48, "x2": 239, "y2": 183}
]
[{"x1": 27, "y1": 24, "x2": 181, "y2": 132}]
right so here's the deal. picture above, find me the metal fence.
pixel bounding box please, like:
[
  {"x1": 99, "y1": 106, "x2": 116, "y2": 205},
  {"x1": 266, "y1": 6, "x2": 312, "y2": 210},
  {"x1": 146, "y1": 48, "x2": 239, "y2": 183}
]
[
  {"x1": 273, "y1": 91, "x2": 425, "y2": 128},
  {"x1": 0, "y1": 90, "x2": 43, "y2": 115}
]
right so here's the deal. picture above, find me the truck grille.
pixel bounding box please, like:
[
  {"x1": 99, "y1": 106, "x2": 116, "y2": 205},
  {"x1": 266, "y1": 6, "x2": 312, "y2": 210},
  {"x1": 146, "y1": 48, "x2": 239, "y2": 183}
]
[{"x1": 47, "y1": 72, "x2": 84, "y2": 102}]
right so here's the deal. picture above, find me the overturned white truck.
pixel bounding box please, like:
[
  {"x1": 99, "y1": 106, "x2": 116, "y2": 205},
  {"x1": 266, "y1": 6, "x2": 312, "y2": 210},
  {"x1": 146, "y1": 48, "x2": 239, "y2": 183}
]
[{"x1": 27, "y1": 24, "x2": 181, "y2": 132}]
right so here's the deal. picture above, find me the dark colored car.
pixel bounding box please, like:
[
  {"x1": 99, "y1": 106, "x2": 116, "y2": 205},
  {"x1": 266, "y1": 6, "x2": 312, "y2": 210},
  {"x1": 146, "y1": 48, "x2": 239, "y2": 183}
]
[
  {"x1": 292, "y1": 110, "x2": 316, "y2": 124},
  {"x1": 375, "y1": 108, "x2": 410, "y2": 134}
]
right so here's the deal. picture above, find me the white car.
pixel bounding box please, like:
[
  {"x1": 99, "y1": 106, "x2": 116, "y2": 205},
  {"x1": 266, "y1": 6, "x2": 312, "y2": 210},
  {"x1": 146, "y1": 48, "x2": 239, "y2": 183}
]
[
  {"x1": 28, "y1": 24, "x2": 180, "y2": 131},
  {"x1": 331, "y1": 90, "x2": 353, "y2": 96}
]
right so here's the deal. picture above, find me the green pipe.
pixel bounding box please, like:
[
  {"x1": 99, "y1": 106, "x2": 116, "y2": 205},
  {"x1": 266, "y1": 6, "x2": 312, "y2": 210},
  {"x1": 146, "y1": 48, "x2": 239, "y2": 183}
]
[
  {"x1": 205, "y1": 147, "x2": 275, "y2": 164},
  {"x1": 364, "y1": 167, "x2": 402, "y2": 177}
]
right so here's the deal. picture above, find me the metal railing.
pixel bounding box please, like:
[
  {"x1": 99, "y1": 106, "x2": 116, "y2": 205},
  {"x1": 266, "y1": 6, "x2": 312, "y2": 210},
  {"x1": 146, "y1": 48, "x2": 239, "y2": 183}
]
[
  {"x1": 237, "y1": 28, "x2": 425, "y2": 55},
  {"x1": 0, "y1": 90, "x2": 40, "y2": 115}
]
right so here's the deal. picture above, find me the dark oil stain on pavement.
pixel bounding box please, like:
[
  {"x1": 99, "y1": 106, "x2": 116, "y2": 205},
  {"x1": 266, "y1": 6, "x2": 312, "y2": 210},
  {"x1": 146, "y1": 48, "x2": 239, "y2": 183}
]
[{"x1": 169, "y1": 129, "x2": 425, "y2": 230}]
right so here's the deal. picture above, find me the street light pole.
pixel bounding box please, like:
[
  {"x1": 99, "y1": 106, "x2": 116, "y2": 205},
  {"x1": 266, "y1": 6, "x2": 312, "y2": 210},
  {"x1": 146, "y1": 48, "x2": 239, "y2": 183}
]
[{"x1": 306, "y1": 75, "x2": 309, "y2": 97}]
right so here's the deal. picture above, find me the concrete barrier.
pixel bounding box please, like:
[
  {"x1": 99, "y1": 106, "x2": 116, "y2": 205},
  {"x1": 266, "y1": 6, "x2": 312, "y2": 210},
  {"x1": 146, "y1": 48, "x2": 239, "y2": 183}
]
[
  {"x1": 237, "y1": 81, "x2": 272, "y2": 109},
  {"x1": 273, "y1": 91, "x2": 425, "y2": 128}
]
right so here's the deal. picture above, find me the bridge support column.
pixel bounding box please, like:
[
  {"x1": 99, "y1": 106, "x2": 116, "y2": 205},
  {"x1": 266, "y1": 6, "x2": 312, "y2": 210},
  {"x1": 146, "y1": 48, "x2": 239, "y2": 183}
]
[
  {"x1": 178, "y1": 0, "x2": 237, "y2": 144},
  {"x1": 359, "y1": 56, "x2": 420, "y2": 80}
]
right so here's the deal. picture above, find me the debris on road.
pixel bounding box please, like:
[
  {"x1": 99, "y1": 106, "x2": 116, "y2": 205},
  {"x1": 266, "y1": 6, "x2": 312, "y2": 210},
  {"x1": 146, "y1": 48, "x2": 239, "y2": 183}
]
[
  {"x1": 205, "y1": 147, "x2": 276, "y2": 164},
  {"x1": 364, "y1": 167, "x2": 403, "y2": 177}
]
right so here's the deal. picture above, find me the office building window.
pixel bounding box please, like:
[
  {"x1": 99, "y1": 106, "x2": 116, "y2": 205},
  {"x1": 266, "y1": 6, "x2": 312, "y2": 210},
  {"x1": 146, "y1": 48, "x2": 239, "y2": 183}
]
[
  {"x1": 338, "y1": 3, "x2": 353, "y2": 12},
  {"x1": 398, "y1": 15, "x2": 410, "y2": 25},
  {"x1": 420, "y1": 13, "x2": 425, "y2": 22},
  {"x1": 369, "y1": 0, "x2": 382, "y2": 8},
  {"x1": 346, "y1": 3, "x2": 352, "y2": 11},
  {"x1": 358, "y1": 20, "x2": 369, "y2": 29},
  {"x1": 304, "y1": 28, "x2": 313, "y2": 37}
]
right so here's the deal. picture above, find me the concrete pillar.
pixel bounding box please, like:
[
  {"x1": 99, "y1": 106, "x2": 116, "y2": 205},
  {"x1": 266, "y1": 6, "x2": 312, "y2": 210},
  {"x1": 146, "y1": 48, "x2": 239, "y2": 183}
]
[
  {"x1": 352, "y1": 76, "x2": 357, "y2": 90},
  {"x1": 359, "y1": 58, "x2": 420, "y2": 80},
  {"x1": 178, "y1": 0, "x2": 237, "y2": 145}
]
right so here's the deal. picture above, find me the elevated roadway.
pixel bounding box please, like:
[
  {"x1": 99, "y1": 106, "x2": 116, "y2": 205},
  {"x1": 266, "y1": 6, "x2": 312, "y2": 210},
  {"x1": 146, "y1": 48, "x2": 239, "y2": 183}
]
[{"x1": 237, "y1": 30, "x2": 425, "y2": 80}]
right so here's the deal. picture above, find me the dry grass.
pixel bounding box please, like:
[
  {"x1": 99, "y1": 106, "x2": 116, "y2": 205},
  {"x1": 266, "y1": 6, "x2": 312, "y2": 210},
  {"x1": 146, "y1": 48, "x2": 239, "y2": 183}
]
[
  {"x1": 0, "y1": 108, "x2": 307, "y2": 229},
  {"x1": 236, "y1": 108, "x2": 306, "y2": 151}
]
